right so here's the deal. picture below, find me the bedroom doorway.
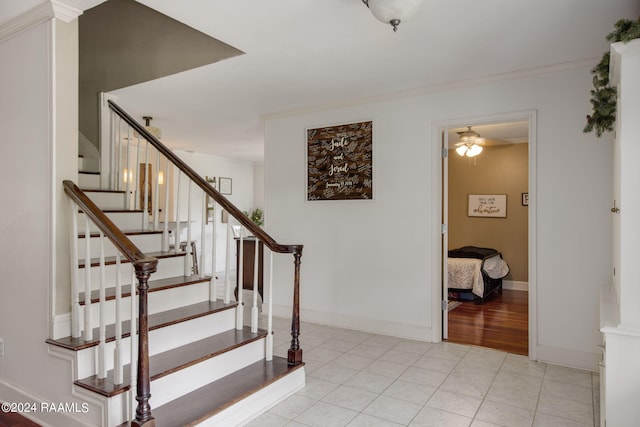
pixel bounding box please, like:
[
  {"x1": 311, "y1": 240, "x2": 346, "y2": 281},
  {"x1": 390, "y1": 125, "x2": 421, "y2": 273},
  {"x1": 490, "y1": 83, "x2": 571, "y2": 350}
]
[{"x1": 441, "y1": 117, "x2": 533, "y2": 356}]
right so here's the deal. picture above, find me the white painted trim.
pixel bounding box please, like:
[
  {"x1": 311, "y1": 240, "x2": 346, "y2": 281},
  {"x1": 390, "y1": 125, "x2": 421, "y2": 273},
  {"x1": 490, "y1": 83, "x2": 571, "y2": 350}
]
[
  {"x1": 502, "y1": 280, "x2": 528, "y2": 292},
  {"x1": 0, "y1": 1, "x2": 82, "y2": 44},
  {"x1": 273, "y1": 305, "x2": 433, "y2": 342},
  {"x1": 430, "y1": 110, "x2": 538, "y2": 363},
  {"x1": 0, "y1": 377, "x2": 94, "y2": 427},
  {"x1": 53, "y1": 312, "x2": 72, "y2": 339},
  {"x1": 601, "y1": 325, "x2": 640, "y2": 338},
  {"x1": 536, "y1": 344, "x2": 600, "y2": 372},
  {"x1": 263, "y1": 59, "x2": 594, "y2": 121}
]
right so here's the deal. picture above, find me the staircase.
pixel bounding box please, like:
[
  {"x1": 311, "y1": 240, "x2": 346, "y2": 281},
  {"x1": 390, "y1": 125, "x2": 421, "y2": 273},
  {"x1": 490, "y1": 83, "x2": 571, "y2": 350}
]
[{"x1": 47, "y1": 103, "x2": 305, "y2": 426}]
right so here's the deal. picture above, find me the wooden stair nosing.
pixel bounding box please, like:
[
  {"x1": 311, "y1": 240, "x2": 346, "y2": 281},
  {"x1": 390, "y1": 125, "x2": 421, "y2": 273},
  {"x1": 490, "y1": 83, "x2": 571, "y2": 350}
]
[
  {"x1": 79, "y1": 275, "x2": 213, "y2": 305},
  {"x1": 79, "y1": 171, "x2": 100, "y2": 175},
  {"x1": 74, "y1": 327, "x2": 268, "y2": 397},
  {"x1": 78, "y1": 230, "x2": 163, "y2": 239},
  {"x1": 79, "y1": 189, "x2": 125, "y2": 194},
  {"x1": 148, "y1": 357, "x2": 304, "y2": 427},
  {"x1": 79, "y1": 250, "x2": 186, "y2": 268},
  {"x1": 78, "y1": 209, "x2": 144, "y2": 213},
  {"x1": 46, "y1": 300, "x2": 238, "y2": 351}
]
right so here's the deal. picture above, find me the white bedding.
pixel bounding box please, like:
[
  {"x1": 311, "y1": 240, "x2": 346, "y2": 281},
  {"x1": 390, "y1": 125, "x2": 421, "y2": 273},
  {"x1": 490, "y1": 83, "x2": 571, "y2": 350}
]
[{"x1": 447, "y1": 254, "x2": 509, "y2": 298}]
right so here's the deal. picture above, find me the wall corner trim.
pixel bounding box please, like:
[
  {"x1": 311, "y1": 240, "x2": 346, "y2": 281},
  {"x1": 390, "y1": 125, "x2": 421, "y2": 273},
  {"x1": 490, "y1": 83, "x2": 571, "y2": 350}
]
[{"x1": 0, "y1": 1, "x2": 82, "y2": 44}]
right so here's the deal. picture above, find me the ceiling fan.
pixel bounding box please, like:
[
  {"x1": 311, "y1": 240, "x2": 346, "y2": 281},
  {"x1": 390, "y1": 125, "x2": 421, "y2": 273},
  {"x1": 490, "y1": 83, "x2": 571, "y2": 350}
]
[{"x1": 454, "y1": 126, "x2": 484, "y2": 157}]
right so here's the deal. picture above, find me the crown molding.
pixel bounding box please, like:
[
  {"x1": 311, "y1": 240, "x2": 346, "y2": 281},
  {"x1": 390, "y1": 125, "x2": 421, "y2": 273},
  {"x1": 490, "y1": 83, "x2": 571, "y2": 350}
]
[
  {"x1": 262, "y1": 58, "x2": 597, "y2": 121},
  {"x1": 0, "y1": 1, "x2": 82, "y2": 44}
]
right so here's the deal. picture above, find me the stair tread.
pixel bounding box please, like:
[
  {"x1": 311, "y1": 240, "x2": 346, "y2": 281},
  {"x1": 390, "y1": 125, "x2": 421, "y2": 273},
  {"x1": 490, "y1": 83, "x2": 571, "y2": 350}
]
[
  {"x1": 150, "y1": 357, "x2": 303, "y2": 427},
  {"x1": 78, "y1": 209, "x2": 144, "y2": 213},
  {"x1": 79, "y1": 250, "x2": 186, "y2": 268},
  {"x1": 75, "y1": 327, "x2": 267, "y2": 397},
  {"x1": 79, "y1": 274, "x2": 213, "y2": 305},
  {"x1": 80, "y1": 189, "x2": 125, "y2": 193},
  {"x1": 79, "y1": 230, "x2": 163, "y2": 238},
  {"x1": 46, "y1": 300, "x2": 237, "y2": 351}
]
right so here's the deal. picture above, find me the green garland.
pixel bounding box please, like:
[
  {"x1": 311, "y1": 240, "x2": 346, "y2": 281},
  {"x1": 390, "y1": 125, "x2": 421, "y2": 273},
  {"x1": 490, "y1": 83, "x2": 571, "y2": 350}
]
[{"x1": 584, "y1": 18, "x2": 640, "y2": 137}]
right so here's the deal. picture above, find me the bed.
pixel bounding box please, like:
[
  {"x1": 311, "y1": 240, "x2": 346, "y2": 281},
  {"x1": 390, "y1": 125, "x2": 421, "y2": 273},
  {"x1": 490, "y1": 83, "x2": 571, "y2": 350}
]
[{"x1": 447, "y1": 246, "x2": 509, "y2": 303}]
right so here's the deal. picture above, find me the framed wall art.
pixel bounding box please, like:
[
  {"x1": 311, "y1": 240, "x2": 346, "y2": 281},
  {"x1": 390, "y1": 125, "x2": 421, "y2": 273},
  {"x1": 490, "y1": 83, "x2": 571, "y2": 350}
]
[
  {"x1": 468, "y1": 194, "x2": 507, "y2": 218},
  {"x1": 306, "y1": 120, "x2": 373, "y2": 201},
  {"x1": 219, "y1": 177, "x2": 232, "y2": 195}
]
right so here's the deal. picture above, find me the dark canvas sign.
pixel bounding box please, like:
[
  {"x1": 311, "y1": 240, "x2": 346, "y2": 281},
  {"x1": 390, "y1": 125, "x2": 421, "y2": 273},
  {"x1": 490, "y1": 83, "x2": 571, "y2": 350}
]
[{"x1": 307, "y1": 121, "x2": 373, "y2": 201}]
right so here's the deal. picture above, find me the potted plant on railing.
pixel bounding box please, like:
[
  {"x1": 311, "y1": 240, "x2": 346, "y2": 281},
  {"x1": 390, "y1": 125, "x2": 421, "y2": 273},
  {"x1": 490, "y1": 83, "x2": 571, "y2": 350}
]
[
  {"x1": 584, "y1": 17, "x2": 640, "y2": 137},
  {"x1": 242, "y1": 208, "x2": 264, "y2": 237}
]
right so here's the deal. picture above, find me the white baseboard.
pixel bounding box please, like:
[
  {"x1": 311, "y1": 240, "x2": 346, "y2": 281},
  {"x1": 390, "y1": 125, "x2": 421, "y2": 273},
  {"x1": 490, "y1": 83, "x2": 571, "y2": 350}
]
[
  {"x1": 503, "y1": 280, "x2": 528, "y2": 291},
  {"x1": 272, "y1": 305, "x2": 433, "y2": 342},
  {"x1": 536, "y1": 344, "x2": 600, "y2": 372},
  {"x1": 0, "y1": 378, "x2": 94, "y2": 427}
]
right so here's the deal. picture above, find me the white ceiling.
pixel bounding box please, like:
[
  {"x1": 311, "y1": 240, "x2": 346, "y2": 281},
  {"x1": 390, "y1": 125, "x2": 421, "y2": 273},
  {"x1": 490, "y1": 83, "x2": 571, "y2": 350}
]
[{"x1": 3, "y1": 0, "x2": 639, "y2": 161}]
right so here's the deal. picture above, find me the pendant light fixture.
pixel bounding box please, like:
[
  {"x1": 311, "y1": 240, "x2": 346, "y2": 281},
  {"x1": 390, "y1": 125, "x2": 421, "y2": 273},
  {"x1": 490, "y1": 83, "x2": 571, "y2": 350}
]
[
  {"x1": 455, "y1": 126, "x2": 484, "y2": 157},
  {"x1": 361, "y1": 0, "x2": 423, "y2": 32}
]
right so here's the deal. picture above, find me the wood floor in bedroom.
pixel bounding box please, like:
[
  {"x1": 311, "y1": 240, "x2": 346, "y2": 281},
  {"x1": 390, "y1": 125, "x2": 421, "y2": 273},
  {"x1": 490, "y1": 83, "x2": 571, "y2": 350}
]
[{"x1": 447, "y1": 289, "x2": 528, "y2": 355}]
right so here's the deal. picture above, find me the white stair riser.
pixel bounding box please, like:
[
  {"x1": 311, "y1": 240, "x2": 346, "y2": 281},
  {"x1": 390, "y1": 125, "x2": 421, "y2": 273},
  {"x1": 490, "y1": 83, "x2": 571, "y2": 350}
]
[
  {"x1": 197, "y1": 367, "x2": 306, "y2": 427},
  {"x1": 78, "y1": 173, "x2": 101, "y2": 189},
  {"x1": 83, "y1": 192, "x2": 126, "y2": 210},
  {"x1": 78, "y1": 281, "x2": 210, "y2": 331},
  {"x1": 74, "y1": 307, "x2": 237, "y2": 379},
  {"x1": 106, "y1": 337, "x2": 266, "y2": 426},
  {"x1": 77, "y1": 255, "x2": 186, "y2": 291},
  {"x1": 150, "y1": 338, "x2": 265, "y2": 408},
  {"x1": 78, "y1": 233, "x2": 163, "y2": 259},
  {"x1": 78, "y1": 211, "x2": 146, "y2": 233}
]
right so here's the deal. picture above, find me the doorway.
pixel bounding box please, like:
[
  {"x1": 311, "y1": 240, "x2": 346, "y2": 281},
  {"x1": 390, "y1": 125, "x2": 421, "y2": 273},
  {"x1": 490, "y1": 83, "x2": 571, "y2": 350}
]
[{"x1": 435, "y1": 112, "x2": 536, "y2": 359}]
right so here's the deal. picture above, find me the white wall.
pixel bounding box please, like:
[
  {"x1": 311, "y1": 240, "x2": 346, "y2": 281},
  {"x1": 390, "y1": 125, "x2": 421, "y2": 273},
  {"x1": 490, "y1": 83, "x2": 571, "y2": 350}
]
[
  {"x1": 0, "y1": 16, "x2": 99, "y2": 427},
  {"x1": 265, "y1": 65, "x2": 612, "y2": 369},
  {"x1": 174, "y1": 150, "x2": 257, "y2": 274}
]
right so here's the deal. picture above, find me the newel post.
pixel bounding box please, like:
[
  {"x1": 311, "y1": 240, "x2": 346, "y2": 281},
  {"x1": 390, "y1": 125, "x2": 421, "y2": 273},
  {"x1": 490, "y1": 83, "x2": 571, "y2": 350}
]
[
  {"x1": 131, "y1": 259, "x2": 157, "y2": 427},
  {"x1": 288, "y1": 250, "x2": 303, "y2": 365}
]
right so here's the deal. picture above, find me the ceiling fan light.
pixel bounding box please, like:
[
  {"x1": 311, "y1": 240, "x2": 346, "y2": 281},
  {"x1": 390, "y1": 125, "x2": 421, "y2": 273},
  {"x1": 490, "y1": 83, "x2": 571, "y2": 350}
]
[
  {"x1": 366, "y1": 0, "x2": 422, "y2": 31},
  {"x1": 466, "y1": 144, "x2": 483, "y2": 157},
  {"x1": 456, "y1": 145, "x2": 468, "y2": 156}
]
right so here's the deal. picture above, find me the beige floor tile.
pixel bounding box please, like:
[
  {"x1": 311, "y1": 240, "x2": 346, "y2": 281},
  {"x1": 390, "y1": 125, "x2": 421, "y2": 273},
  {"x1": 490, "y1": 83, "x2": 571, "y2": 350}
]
[
  {"x1": 410, "y1": 406, "x2": 472, "y2": 427},
  {"x1": 363, "y1": 395, "x2": 422, "y2": 425},
  {"x1": 427, "y1": 389, "x2": 483, "y2": 418}
]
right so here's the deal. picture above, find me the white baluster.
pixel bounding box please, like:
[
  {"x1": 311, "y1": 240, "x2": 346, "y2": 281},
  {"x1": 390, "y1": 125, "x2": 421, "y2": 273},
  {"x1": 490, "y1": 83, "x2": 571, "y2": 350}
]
[
  {"x1": 175, "y1": 171, "x2": 182, "y2": 253},
  {"x1": 153, "y1": 151, "x2": 160, "y2": 232},
  {"x1": 125, "y1": 127, "x2": 131, "y2": 210},
  {"x1": 113, "y1": 254, "x2": 123, "y2": 385},
  {"x1": 110, "y1": 112, "x2": 116, "y2": 190},
  {"x1": 185, "y1": 180, "x2": 192, "y2": 276},
  {"x1": 116, "y1": 117, "x2": 121, "y2": 191},
  {"x1": 237, "y1": 229, "x2": 244, "y2": 330},
  {"x1": 135, "y1": 134, "x2": 141, "y2": 213},
  {"x1": 142, "y1": 139, "x2": 148, "y2": 230},
  {"x1": 83, "y1": 215, "x2": 92, "y2": 341},
  {"x1": 98, "y1": 232, "x2": 107, "y2": 379},
  {"x1": 266, "y1": 250, "x2": 274, "y2": 361},
  {"x1": 162, "y1": 160, "x2": 170, "y2": 251},
  {"x1": 200, "y1": 191, "x2": 206, "y2": 279},
  {"x1": 210, "y1": 200, "x2": 217, "y2": 302},
  {"x1": 251, "y1": 239, "x2": 259, "y2": 333},
  {"x1": 224, "y1": 222, "x2": 231, "y2": 304},
  {"x1": 70, "y1": 200, "x2": 80, "y2": 338}
]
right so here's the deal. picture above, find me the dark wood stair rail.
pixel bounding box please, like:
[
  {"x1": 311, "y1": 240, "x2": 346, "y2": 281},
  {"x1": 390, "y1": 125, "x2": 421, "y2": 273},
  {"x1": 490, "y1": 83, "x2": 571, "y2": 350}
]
[
  {"x1": 63, "y1": 180, "x2": 158, "y2": 427},
  {"x1": 107, "y1": 100, "x2": 304, "y2": 418}
]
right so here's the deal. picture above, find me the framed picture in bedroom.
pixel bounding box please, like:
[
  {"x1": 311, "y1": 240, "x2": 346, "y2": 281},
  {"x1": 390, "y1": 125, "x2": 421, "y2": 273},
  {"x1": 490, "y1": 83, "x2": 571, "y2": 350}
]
[{"x1": 468, "y1": 194, "x2": 507, "y2": 218}]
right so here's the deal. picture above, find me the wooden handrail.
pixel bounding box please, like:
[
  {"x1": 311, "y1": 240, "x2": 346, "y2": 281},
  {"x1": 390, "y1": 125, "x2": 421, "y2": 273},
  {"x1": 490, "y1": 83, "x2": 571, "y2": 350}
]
[
  {"x1": 63, "y1": 180, "x2": 158, "y2": 274},
  {"x1": 108, "y1": 100, "x2": 302, "y2": 256}
]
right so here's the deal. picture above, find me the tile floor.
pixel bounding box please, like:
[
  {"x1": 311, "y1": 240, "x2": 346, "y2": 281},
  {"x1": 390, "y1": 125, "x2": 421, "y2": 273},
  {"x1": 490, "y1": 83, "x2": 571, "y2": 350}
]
[{"x1": 248, "y1": 317, "x2": 600, "y2": 427}]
